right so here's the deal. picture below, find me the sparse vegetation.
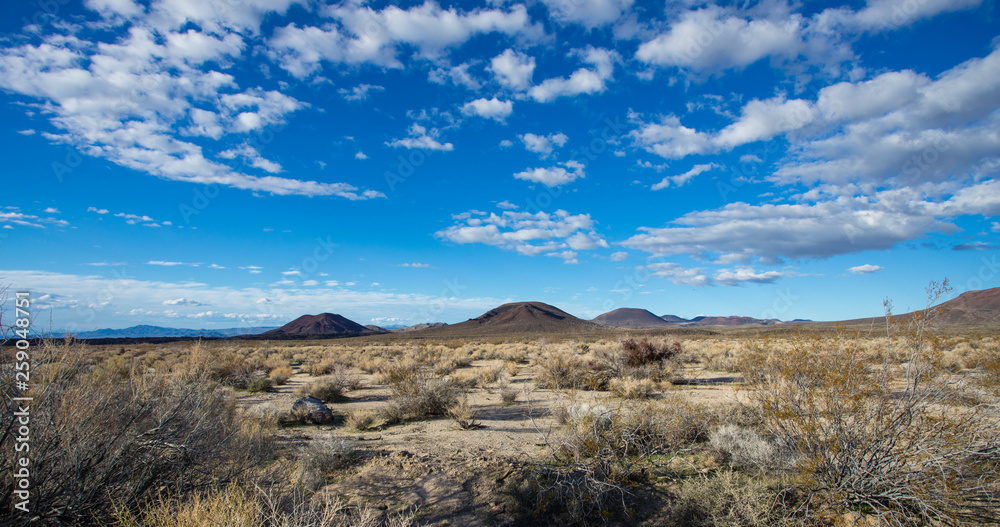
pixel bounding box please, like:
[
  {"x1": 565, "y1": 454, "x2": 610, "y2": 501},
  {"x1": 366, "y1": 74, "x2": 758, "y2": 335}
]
[{"x1": 4, "y1": 280, "x2": 997, "y2": 526}]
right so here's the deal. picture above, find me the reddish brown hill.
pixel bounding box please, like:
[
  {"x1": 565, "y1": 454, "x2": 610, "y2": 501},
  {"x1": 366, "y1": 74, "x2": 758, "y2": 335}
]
[
  {"x1": 930, "y1": 287, "x2": 1000, "y2": 326},
  {"x1": 262, "y1": 313, "x2": 376, "y2": 338},
  {"x1": 833, "y1": 287, "x2": 1000, "y2": 328},
  {"x1": 593, "y1": 308, "x2": 675, "y2": 328},
  {"x1": 417, "y1": 301, "x2": 604, "y2": 336}
]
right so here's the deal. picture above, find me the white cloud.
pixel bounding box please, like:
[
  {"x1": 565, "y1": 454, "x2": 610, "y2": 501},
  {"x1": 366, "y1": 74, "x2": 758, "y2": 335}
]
[
  {"x1": 268, "y1": 2, "x2": 543, "y2": 74},
  {"x1": 499, "y1": 139, "x2": 514, "y2": 148},
  {"x1": 637, "y1": 6, "x2": 804, "y2": 73},
  {"x1": 429, "y1": 62, "x2": 481, "y2": 90},
  {"x1": 208, "y1": 264, "x2": 226, "y2": 269},
  {"x1": 713, "y1": 267, "x2": 789, "y2": 286},
  {"x1": 620, "y1": 180, "x2": 1000, "y2": 264},
  {"x1": 496, "y1": 200, "x2": 518, "y2": 210},
  {"x1": 610, "y1": 251, "x2": 628, "y2": 261},
  {"x1": 514, "y1": 160, "x2": 585, "y2": 187},
  {"x1": 633, "y1": 46, "x2": 1000, "y2": 194},
  {"x1": 540, "y1": 0, "x2": 633, "y2": 28},
  {"x1": 519, "y1": 132, "x2": 568, "y2": 156},
  {"x1": 437, "y1": 209, "x2": 607, "y2": 259},
  {"x1": 651, "y1": 163, "x2": 718, "y2": 190},
  {"x1": 0, "y1": 208, "x2": 69, "y2": 229},
  {"x1": 162, "y1": 297, "x2": 206, "y2": 306},
  {"x1": 17, "y1": 129, "x2": 36, "y2": 135},
  {"x1": 0, "y1": 11, "x2": 382, "y2": 200},
  {"x1": 398, "y1": 262, "x2": 431, "y2": 268},
  {"x1": 461, "y1": 97, "x2": 513, "y2": 121},
  {"x1": 529, "y1": 47, "x2": 618, "y2": 103},
  {"x1": 147, "y1": 260, "x2": 199, "y2": 266},
  {"x1": 643, "y1": 262, "x2": 711, "y2": 287},
  {"x1": 1, "y1": 268, "x2": 504, "y2": 331},
  {"x1": 848, "y1": 264, "x2": 883, "y2": 274},
  {"x1": 218, "y1": 144, "x2": 283, "y2": 174},
  {"x1": 489, "y1": 49, "x2": 535, "y2": 91},
  {"x1": 355, "y1": 152, "x2": 368, "y2": 160},
  {"x1": 339, "y1": 83, "x2": 384, "y2": 101},
  {"x1": 546, "y1": 250, "x2": 579, "y2": 264},
  {"x1": 386, "y1": 123, "x2": 454, "y2": 151}
]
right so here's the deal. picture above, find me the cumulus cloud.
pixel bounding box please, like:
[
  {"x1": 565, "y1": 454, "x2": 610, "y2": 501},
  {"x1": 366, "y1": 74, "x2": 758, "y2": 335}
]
[
  {"x1": 436, "y1": 209, "x2": 607, "y2": 261},
  {"x1": 386, "y1": 123, "x2": 454, "y2": 151},
  {"x1": 218, "y1": 144, "x2": 283, "y2": 173},
  {"x1": 461, "y1": 97, "x2": 513, "y2": 121},
  {"x1": 268, "y1": 2, "x2": 543, "y2": 74},
  {"x1": 339, "y1": 83, "x2": 384, "y2": 101},
  {"x1": 489, "y1": 49, "x2": 535, "y2": 91},
  {"x1": 633, "y1": 46, "x2": 1000, "y2": 194},
  {"x1": 529, "y1": 47, "x2": 618, "y2": 103},
  {"x1": 0, "y1": 9, "x2": 383, "y2": 200},
  {"x1": 636, "y1": 6, "x2": 804, "y2": 73},
  {"x1": 610, "y1": 251, "x2": 628, "y2": 261},
  {"x1": 0, "y1": 208, "x2": 69, "y2": 229},
  {"x1": 540, "y1": 0, "x2": 634, "y2": 28},
  {"x1": 514, "y1": 160, "x2": 585, "y2": 187},
  {"x1": 518, "y1": 132, "x2": 568, "y2": 157},
  {"x1": 621, "y1": 189, "x2": 964, "y2": 264}
]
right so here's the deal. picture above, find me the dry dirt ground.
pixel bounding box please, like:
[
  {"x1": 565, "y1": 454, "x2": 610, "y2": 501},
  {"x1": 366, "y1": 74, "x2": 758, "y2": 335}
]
[{"x1": 235, "y1": 361, "x2": 743, "y2": 526}]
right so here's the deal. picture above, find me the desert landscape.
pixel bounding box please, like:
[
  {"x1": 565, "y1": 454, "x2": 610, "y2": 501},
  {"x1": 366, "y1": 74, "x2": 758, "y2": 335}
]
[{"x1": 2, "y1": 283, "x2": 998, "y2": 526}]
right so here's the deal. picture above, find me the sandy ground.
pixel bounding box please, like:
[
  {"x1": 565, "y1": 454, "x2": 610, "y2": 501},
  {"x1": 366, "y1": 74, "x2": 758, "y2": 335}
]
[{"x1": 235, "y1": 362, "x2": 743, "y2": 526}]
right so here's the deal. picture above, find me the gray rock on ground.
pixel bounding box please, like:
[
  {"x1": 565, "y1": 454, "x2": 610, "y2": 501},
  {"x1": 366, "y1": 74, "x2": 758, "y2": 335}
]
[{"x1": 291, "y1": 396, "x2": 334, "y2": 424}]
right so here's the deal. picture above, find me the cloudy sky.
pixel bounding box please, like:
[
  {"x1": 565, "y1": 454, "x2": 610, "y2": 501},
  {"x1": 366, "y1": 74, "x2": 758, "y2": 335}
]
[{"x1": 1, "y1": 0, "x2": 998, "y2": 332}]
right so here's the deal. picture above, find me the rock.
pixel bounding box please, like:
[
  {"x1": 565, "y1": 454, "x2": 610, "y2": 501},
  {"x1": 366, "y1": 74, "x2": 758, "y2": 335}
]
[{"x1": 291, "y1": 396, "x2": 334, "y2": 424}]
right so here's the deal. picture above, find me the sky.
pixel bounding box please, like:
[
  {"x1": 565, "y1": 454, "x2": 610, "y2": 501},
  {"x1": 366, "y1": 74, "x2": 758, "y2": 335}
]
[{"x1": 0, "y1": 0, "x2": 998, "y2": 333}]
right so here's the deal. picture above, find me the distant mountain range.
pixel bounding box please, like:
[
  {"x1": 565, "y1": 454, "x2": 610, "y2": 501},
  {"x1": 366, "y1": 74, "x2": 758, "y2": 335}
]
[
  {"x1": 63, "y1": 287, "x2": 1000, "y2": 341},
  {"x1": 67, "y1": 325, "x2": 278, "y2": 339}
]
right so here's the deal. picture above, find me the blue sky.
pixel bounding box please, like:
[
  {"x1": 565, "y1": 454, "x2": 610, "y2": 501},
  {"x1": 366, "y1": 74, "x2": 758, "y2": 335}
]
[{"x1": 1, "y1": 0, "x2": 998, "y2": 332}]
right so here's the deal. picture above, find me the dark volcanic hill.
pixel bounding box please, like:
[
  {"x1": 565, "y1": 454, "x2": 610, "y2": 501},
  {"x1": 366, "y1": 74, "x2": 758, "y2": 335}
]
[
  {"x1": 394, "y1": 322, "x2": 448, "y2": 332},
  {"x1": 592, "y1": 308, "x2": 675, "y2": 328},
  {"x1": 660, "y1": 315, "x2": 689, "y2": 323},
  {"x1": 261, "y1": 313, "x2": 374, "y2": 338},
  {"x1": 418, "y1": 301, "x2": 604, "y2": 336}
]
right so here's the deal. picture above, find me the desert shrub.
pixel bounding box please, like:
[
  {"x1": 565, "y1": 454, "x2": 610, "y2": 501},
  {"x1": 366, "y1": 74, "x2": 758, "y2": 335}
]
[
  {"x1": 345, "y1": 409, "x2": 377, "y2": 431},
  {"x1": 477, "y1": 365, "x2": 505, "y2": 387},
  {"x1": 114, "y1": 480, "x2": 418, "y2": 527},
  {"x1": 247, "y1": 376, "x2": 273, "y2": 393},
  {"x1": 737, "y1": 280, "x2": 1000, "y2": 525},
  {"x1": 505, "y1": 464, "x2": 628, "y2": 526},
  {"x1": 269, "y1": 365, "x2": 293, "y2": 385},
  {"x1": 384, "y1": 366, "x2": 461, "y2": 421},
  {"x1": 536, "y1": 353, "x2": 610, "y2": 391},
  {"x1": 295, "y1": 436, "x2": 356, "y2": 490},
  {"x1": 186, "y1": 343, "x2": 258, "y2": 389},
  {"x1": 500, "y1": 384, "x2": 519, "y2": 406},
  {"x1": 295, "y1": 375, "x2": 348, "y2": 402},
  {"x1": 665, "y1": 471, "x2": 777, "y2": 527},
  {"x1": 708, "y1": 425, "x2": 795, "y2": 472},
  {"x1": 304, "y1": 359, "x2": 335, "y2": 376},
  {"x1": 447, "y1": 398, "x2": 480, "y2": 430},
  {"x1": 505, "y1": 360, "x2": 520, "y2": 377},
  {"x1": 0, "y1": 353, "x2": 273, "y2": 525},
  {"x1": 609, "y1": 377, "x2": 656, "y2": 399},
  {"x1": 621, "y1": 337, "x2": 680, "y2": 367}
]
